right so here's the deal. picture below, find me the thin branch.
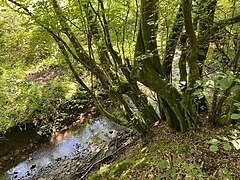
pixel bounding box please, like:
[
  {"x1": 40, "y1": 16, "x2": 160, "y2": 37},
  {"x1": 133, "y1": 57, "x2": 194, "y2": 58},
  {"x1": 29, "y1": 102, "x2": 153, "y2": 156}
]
[
  {"x1": 7, "y1": 0, "x2": 33, "y2": 16},
  {"x1": 198, "y1": 14, "x2": 240, "y2": 45},
  {"x1": 122, "y1": 1, "x2": 130, "y2": 62},
  {"x1": 209, "y1": 79, "x2": 238, "y2": 123},
  {"x1": 88, "y1": 1, "x2": 120, "y2": 80},
  {"x1": 55, "y1": 36, "x2": 120, "y2": 123},
  {"x1": 133, "y1": 0, "x2": 139, "y2": 42},
  {"x1": 7, "y1": 0, "x2": 91, "y2": 70},
  {"x1": 75, "y1": 136, "x2": 136, "y2": 180},
  {"x1": 97, "y1": 0, "x2": 123, "y2": 66},
  {"x1": 233, "y1": 44, "x2": 240, "y2": 73}
]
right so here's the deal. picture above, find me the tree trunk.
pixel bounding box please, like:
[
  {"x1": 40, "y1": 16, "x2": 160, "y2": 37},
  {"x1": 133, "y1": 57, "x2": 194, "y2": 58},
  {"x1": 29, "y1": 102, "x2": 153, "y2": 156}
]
[{"x1": 162, "y1": 5, "x2": 184, "y2": 81}]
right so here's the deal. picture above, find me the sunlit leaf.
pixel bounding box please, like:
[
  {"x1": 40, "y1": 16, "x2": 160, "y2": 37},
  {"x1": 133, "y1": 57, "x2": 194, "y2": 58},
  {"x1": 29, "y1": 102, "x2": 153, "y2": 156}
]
[
  {"x1": 159, "y1": 160, "x2": 169, "y2": 169},
  {"x1": 209, "y1": 145, "x2": 218, "y2": 152},
  {"x1": 233, "y1": 103, "x2": 240, "y2": 107},
  {"x1": 209, "y1": 139, "x2": 220, "y2": 145},
  {"x1": 173, "y1": 158, "x2": 183, "y2": 166},
  {"x1": 231, "y1": 140, "x2": 240, "y2": 150},
  {"x1": 221, "y1": 167, "x2": 229, "y2": 174},
  {"x1": 223, "y1": 142, "x2": 232, "y2": 151},
  {"x1": 183, "y1": 163, "x2": 191, "y2": 172},
  {"x1": 230, "y1": 114, "x2": 240, "y2": 120},
  {"x1": 218, "y1": 136, "x2": 228, "y2": 141}
]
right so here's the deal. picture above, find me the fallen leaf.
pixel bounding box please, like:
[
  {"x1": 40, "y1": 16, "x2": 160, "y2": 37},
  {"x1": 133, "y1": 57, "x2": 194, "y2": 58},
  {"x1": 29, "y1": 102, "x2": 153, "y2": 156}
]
[{"x1": 231, "y1": 139, "x2": 240, "y2": 150}]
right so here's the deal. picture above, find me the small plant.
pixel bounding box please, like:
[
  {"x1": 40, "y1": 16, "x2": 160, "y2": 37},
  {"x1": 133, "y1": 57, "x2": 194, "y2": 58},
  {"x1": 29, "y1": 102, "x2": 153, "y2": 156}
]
[
  {"x1": 209, "y1": 139, "x2": 220, "y2": 152},
  {"x1": 158, "y1": 160, "x2": 169, "y2": 169},
  {"x1": 209, "y1": 126, "x2": 240, "y2": 152},
  {"x1": 156, "y1": 157, "x2": 205, "y2": 179},
  {"x1": 219, "y1": 167, "x2": 232, "y2": 180},
  {"x1": 230, "y1": 103, "x2": 240, "y2": 120},
  {"x1": 182, "y1": 163, "x2": 204, "y2": 180}
]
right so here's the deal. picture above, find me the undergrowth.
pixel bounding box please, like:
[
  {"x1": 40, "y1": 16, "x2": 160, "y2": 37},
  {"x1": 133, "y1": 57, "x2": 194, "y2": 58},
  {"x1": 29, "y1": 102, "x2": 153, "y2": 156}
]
[{"x1": 88, "y1": 124, "x2": 240, "y2": 180}]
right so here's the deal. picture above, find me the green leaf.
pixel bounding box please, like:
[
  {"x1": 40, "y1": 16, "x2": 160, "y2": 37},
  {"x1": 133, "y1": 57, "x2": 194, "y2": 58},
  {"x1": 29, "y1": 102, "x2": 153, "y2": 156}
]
[
  {"x1": 159, "y1": 160, "x2": 169, "y2": 169},
  {"x1": 169, "y1": 168, "x2": 177, "y2": 177},
  {"x1": 221, "y1": 167, "x2": 229, "y2": 175},
  {"x1": 209, "y1": 138, "x2": 221, "y2": 145},
  {"x1": 183, "y1": 163, "x2": 191, "y2": 172},
  {"x1": 218, "y1": 136, "x2": 229, "y2": 141},
  {"x1": 209, "y1": 145, "x2": 218, "y2": 152},
  {"x1": 229, "y1": 129, "x2": 240, "y2": 135},
  {"x1": 230, "y1": 114, "x2": 240, "y2": 120},
  {"x1": 189, "y1": 163, "x2": 195, "y2": 170},
  {"x1": 223, "y1": 142, "x2": 232, "y2": 151},
  {"x1": 233, "y1": 103, "x2": 240, "y2": 107},
  {"x1": 173, "y1": 158, "x2": 183, "y2": 166}
]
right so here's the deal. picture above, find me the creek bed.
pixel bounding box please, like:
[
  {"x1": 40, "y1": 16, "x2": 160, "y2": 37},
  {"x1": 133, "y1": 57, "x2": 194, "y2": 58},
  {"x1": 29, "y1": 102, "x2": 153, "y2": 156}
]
[{"x1": 5, "y1": 117, "x2": 136, "y2": 180}]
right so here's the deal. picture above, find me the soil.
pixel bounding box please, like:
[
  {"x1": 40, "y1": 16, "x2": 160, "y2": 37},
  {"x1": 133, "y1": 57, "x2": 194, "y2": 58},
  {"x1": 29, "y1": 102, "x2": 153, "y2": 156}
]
[
  {"x1": 1, "y1": 121, "x2": 239, "y2": 180},
  {"x1": 143, "y1": 122, "x2": 240, "y2": 178},
  {"x1": 0, "y1": 124, "x2": 48, "y2": 177},
  {"x1": 91, "y1": 121, "x2": 240, "y2": 179},
  {"x1": 26, "y1": 65, "x2": 64, "y2": 84}
]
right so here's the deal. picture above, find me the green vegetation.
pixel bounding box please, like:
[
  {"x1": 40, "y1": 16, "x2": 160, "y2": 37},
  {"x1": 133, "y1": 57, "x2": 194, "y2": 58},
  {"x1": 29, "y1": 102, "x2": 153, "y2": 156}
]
[
  {"x1": 0, "y1": 0, "x2": 240, "y2": 178},
  {"x1": 88, "y1": 124, "x2": 240, "y2": 179},
  {"x1": 0, "y1": 8, "x2": 93, "y2": 134},
  {"x1": 0, "y1": 0, "x2": 239, "y2": 135},
  {"x1": 209, "y1": 125, "x2": 240, "y2": 152}
]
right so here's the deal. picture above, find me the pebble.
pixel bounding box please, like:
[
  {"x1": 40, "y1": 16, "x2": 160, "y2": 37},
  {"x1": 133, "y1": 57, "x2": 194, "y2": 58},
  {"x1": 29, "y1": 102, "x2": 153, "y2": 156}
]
[{"x1": 30, "y1": 164, "x2": 36, "y2": 169}]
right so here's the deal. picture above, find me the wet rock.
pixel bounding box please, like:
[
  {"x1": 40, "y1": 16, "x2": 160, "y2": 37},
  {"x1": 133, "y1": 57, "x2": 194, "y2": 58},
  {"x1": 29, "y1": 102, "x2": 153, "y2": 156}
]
[
  {"x1": 30, "y1": 164, "x2": 36, "y2": 169},
  {"x1": 26, "y1": 171, "x2": 30, "y2": 176},
  {"x1": 55, "y1": 157, "x2": 62, "y2": 161}
]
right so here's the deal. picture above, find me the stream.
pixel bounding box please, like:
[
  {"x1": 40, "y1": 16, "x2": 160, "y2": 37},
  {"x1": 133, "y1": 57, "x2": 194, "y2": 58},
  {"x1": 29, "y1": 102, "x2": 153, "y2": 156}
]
[{"x1": 4, "y1": 117, "x2": 135, "y2": 180}]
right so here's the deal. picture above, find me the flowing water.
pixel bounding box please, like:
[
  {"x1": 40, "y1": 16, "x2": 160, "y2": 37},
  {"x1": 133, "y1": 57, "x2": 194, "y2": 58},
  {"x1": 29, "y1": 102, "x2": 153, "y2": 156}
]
[{"x1": 4, "y1": 117, "x2": 129, "y2": 180}]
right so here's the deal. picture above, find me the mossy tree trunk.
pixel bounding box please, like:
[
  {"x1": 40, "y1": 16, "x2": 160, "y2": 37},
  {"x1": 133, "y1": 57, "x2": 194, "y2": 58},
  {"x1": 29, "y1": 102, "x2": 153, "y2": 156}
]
[
  {"x1": 133, "y1": 0, "x2": 198, "y2": 132},
  {"x1": 6, "y1": 0, "x2": 240, "y2": 134}
]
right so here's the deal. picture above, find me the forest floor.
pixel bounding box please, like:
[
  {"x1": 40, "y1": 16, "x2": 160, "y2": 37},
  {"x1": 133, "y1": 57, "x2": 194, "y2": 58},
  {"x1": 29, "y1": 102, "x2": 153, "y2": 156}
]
[
  {"x1": 88, "y1": 121, "x2": 240, "y2": 180},
  {"x1": 1, "y1": 116, "x2": 240, "y2": 180},
  {"x1": 1, "y1": 65, "x2": 240, "y2": 179}
]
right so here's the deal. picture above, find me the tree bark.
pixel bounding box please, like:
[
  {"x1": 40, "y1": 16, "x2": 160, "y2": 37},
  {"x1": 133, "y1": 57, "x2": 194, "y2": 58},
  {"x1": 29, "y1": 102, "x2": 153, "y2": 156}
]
[
  {"x1": 162, "y1": 5, "x2": 184, "y2": 81},
  {"x1": 182, "y1": 0, "x2": 199, "y2": 88}
]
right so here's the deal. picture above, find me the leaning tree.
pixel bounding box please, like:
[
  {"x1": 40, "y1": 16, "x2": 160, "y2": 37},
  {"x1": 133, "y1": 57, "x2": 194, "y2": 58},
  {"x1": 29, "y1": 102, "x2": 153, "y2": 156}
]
[{"x1": 5, "y1": 0, "x2": 240, "y2": 135}]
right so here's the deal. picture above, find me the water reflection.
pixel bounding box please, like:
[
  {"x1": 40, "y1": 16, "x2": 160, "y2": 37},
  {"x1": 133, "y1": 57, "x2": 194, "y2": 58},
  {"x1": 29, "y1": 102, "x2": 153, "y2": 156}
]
[{"x1": 6, "y1": 117, "x2": 125, "y2": 179}]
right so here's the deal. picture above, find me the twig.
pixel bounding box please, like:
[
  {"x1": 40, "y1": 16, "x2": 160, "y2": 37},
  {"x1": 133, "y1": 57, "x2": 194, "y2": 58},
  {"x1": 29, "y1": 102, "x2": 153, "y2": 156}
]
[{"x1": 75, "y1": 138, "x2": 136, "y2": 180}]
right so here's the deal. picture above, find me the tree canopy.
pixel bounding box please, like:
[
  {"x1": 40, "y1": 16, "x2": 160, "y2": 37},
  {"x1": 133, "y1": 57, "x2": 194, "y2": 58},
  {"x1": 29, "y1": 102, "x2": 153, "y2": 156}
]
[{"x1": 1, "y1": 0, "x2": 240, "y2": 135}]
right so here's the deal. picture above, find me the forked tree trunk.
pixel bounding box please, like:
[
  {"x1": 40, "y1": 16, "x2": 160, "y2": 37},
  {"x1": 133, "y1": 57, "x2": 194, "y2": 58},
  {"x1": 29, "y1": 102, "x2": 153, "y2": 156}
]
[{"x1": 134, "y1": 0, "x2": 198, "y2": 132}]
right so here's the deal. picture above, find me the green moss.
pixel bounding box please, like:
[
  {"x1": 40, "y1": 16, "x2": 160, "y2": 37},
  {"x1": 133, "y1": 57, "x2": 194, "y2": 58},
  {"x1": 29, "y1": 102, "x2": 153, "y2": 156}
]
[
  {"x1": 88, "y1": 172, "x2": 101, "y2": 180},
  {"x1": 88, "y1": 164, "x2": 111, "y2": 180},
  {"x1": 109, "y1": 160, "x2": 131, "y2": 177},
  {"x1": 88, "y1": 142, "x2": 193, "y2": 179},
  {"x1": 174, "y1": 144, "x2": 190, "y2": 154}
]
